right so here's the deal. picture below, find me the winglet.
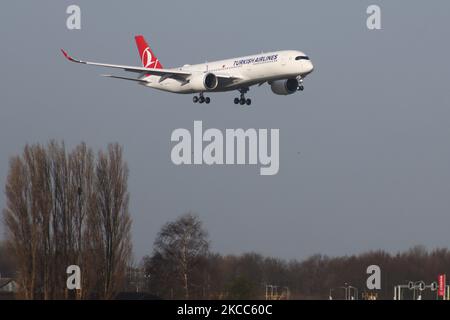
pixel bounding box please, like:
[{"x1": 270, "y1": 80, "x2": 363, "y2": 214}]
[{"x1": 61, "y1": 49, "x2": 83, "y2": 63}]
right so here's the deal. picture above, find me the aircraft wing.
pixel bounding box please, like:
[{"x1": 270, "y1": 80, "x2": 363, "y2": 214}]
[
  {"x1": 61, "y1": 49, "x2": 242, "y2": 84},
  {"x1": 100, "y1": 74, "x2": 150, "y2": 83},
  {"x1": 61, "y1": 49, "x2": 191, "y2": 80}
]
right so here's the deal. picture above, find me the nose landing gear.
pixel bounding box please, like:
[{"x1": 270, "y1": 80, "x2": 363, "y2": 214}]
[
  {"x1": 297, "y1": 76, "x2": 305, "y2": 91},
  {"x1": 234, "y1": 88, "x2": 252, "y2": 106}
]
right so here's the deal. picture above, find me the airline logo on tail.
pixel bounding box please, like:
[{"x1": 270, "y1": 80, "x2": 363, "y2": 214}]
[
  {"x1": 135, "y1": 35, "x2": 163, "y2": 69},
  {"x1": 142, "y1": 48, "x2": 153, "y2": 68}
]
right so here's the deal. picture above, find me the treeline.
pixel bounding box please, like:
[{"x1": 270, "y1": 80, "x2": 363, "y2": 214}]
[
  {"x1": 143, "y1": 214, "x2": 450, "y2": 300},
  {"x1": 1, "y1": 141, "x2": 132, "y2": 299},
  {"x1": 145, "y1": 246, "x2": 450, "y2": 300}
]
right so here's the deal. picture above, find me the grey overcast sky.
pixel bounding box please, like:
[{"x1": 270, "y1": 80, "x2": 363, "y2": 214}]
[{"x1": 1, "y1": 1, "x2": 450, "y2": 261}]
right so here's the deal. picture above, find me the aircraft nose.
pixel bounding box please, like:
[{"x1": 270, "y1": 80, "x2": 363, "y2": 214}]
[
  {"x1": 306, "y1": 61, "x2": 314, "y2": 73},
  {"x1": 301, "y1": 60, "x2": 314, "y2": 75}
]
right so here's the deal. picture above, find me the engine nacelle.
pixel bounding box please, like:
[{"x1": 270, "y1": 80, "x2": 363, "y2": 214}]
[
  {"x1": 270, "y1": 79, "x2": 299, "y2": 95},
  {"x1": 189, "y1": 72, "x2": 219, "y2": 91}
]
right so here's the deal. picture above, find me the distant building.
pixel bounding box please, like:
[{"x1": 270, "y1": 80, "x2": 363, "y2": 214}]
[{"x1": 0, "y1": 278, "x2": 18, "y2": 293}]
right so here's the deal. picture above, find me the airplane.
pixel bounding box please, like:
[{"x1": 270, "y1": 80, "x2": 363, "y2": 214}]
[{"x1": 61, "y1": 35, "x2": 314, "y2": 106}]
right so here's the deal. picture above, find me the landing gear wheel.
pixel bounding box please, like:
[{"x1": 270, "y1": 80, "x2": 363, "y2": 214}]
[
  {"x1": 298, "y1": 85, "x2": 304, "y2": 91},
  {"x1": 199, "y1": 96, "x2": 205, "y2": 104},
  {"x1": 193, "y1": 96, "x2": 199, "y2": 103},
  {"x1": 205, "y1": 97, "x2": 211, "y2": 104},
  {"x1": 236, "y1": 87, "x2": 251, "y2": 106}
]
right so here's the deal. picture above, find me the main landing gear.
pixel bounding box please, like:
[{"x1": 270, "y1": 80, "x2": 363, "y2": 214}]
[
  {"x1": 193, "y1": 88, "x2": 253, "y2": 105},
  {"x1": 234, "y1": 88, "x2": 252, "y2": 106},
  {"x1": 193, "y1": 93, "x2": 210, "y2": 104}
]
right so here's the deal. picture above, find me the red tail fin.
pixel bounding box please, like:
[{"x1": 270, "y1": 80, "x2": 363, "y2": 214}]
[{"x1": 135, "y1": 35, "x2": 163, "y2": 69}]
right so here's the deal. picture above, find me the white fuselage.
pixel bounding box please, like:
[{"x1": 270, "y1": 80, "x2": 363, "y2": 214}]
[{"x1": 140, "y1": 50, "x2": 314, "y2": 94}]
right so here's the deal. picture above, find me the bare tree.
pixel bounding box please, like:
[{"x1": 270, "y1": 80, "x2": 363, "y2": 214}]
[
  {"x1": 4, "y1": 148, "x2": 44, "y2": 299},
  {"x1": 87, "y1": 143, "x2": 132, "y2": 299},
  {"x1": 68, "y1": 143, "x2": 95, "y2": 298},
  {"x1": 2, "y1": 141, "x2": 132, "y2": 299},
  {"x1": 152, "y1": 213, "x2": 209, "y2": 299}
]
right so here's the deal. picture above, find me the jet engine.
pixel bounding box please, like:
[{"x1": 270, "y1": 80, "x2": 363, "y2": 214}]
[
  {"x1": 189, "y1": 73, "x2": 219, "y2": 91},
  {"x1": 270, "y1": 79, "x2": 299, "y2": 95}
]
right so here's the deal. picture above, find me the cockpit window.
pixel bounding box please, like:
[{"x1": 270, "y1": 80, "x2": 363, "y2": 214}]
[{"x1": 295, "y1": 56, "x2": 309, "y2": 60}]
